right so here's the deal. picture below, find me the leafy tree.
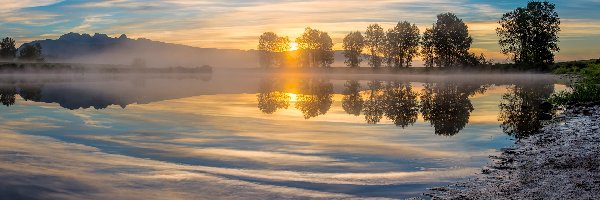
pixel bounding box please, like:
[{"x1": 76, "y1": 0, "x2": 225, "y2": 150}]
[
  {"x1": 362, "y1": 80, "x2": 385, "y2": 124},
  {"x1": 385, "y1": 21, "x2": 420, "y2": 68},
  {"x1": 420, "y1": 82, "x2": 486, "y2": 136},
  {"x1": 296, "y1": 27, "x2": 334, "y2": 68},
  {"x1": 19, "y1": 43, "x2": 43, "y2": 61},
  {"x1": 0, "y1": 86, "x2": 17, "y2": 107},
  {"x1": 0, "y1": 37, "x2": 18, "y2": 60},
  {"x1": 421, "y1": 13, "x2": 473, "y2": 68},
  {"x1": 383, "y1": 81, "x2": 418, "y2": 128},
  {"x1": 258, "y1": 32, "x2": 291, "y2": 68},
  {"x1": 499, "y1": 81, "x2": 554, "y2": 138},
  {"x1": 342, "y1": 80, "x2": 364, "y2": 115},
  {"x1": 257, "y1": 79, "x2": 290, "y2": 114},
  {"x1": 497, "y1": 1, "x2": 560, "y2": 68},
  {"x1": 364, "y1": 24, "x2": 386, "y2": 68},
  {"x1": 342, "y1": 31, "x2": 365, "y2": 68},
  {"x1": 295, "y1": 79, "x2": 334, "y2": 119}
]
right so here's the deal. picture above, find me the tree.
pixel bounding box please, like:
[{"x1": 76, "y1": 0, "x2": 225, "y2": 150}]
[
  {"x1": 420, "y1": 82, "x2": 486, "y2": 136},
  {"x1": 364, "y1": 24, "x2": 386, "y2": 68},
  {"x1": 257, "y1": 79, "x2": 290, "y2": 114},
  {"x1": 342, "y1": 31, "x2": 365, "y2": 68},
  {"x1": 499, "y1": 80, "x2": 554, "y2": 138},
  {"x1": 383, "y1": 81, "x2": 418, "y2": 128},
  {"x1": 296, "y1": 27, "x2": 334, "y2": 68},
  {"x1": 295, "y1": 79, "x2": 334, "y2": 119},
  {"x1": 342, "y1": 80, "x2": 364, "y2": 115},
  {"x1": 385, "y1": 21, "x2": 420, "y2": 68},
  {"x1": 19, "y1": 43, "x2": 43, "y2": 61},
  {"x1": 0, "y1": 37, "x2": 18, "y2": 60},
  {"x1": 497, "y1": 1, "x2": 560, "y2": 68},
  {"x1": 258, "y1": 32, "x2": 291, "y2": 68},
  {"x1": 362, "y1": 80, "x2": 385, "y2": 124},
  {"x1": 421, "y1": 13, "x2": 473, "y2": 68}
]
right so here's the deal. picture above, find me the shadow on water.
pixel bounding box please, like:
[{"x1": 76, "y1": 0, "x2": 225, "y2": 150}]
[{"x1": 256, "y1": 76, "x2": 558, "y2": 138}]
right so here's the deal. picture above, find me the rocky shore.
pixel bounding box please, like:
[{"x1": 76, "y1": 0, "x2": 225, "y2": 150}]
[{"x1": 425, "y1": 105, "x2": 600, "y2": 199}]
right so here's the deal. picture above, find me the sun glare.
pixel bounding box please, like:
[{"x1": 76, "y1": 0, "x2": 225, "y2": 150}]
[{"x1": 289, "y1": 42, "x2": 299, "y2": 51}]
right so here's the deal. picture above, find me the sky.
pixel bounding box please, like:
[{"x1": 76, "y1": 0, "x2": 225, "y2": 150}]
[{"x1": 1, "y1": 0, "x2": 599, "y2": 61}]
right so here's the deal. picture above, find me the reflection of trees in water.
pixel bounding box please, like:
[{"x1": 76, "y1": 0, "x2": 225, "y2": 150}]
[
  {"x1": 359, "y1": 80, "x2": 419, "y2": 128},
  {"x1": 257, "y1": 79, "x2": 290, "y2": 114},
  {"x1": 383, "y1": 81, "x2": 419, "y2": 128},
  {"x1": 0, "y1": 85, "x2": 17, "y2": 106},
  {"x1": 362, "y1": 80, "x2": 385, "y2": 124},
  {"x1": 420, "y1": 82, "x2": 486, "y2": 136},
  {"x1": 296, "y1": 79, "x2": 334, "y2": 119},
  {"x1": 18, "y1": 85, "x2": 43, "y2": 102},
  {"x1": 499, "y1": 82, "x2": 554, "y2": 138},
  {"x1": 341, "y1": 80, "x2": 363, "y2": 116}
]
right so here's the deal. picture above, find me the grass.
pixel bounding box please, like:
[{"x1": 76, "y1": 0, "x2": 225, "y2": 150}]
[{"x1": 550, "y1": 62, "x2": 600, "y2": 105}]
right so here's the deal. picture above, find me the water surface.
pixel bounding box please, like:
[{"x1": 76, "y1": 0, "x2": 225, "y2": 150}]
[{"x1": 0, "y1": 72, "x2": 560, "y2": 199}]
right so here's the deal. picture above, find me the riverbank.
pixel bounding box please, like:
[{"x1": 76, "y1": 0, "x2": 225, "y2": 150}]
[{"x1": 425, "y1": 104, "x2": 600, "y2": 199}]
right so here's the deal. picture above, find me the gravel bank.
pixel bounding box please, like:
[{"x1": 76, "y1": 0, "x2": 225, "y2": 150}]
[{"x1": 425, "y1": 105, "x2": 600, "y2": 199}]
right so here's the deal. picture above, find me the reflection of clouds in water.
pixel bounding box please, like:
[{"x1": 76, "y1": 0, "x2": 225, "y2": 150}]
[
  {"x1": 0, "y1": 131, "x2": 479, "y2": 199},
  {"x1": 70, "y1": 111, "x2": 112, "y2": 128}
]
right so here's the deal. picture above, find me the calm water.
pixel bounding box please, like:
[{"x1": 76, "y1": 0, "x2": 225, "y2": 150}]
[{"x1": 0, "y1": 72, "x2": 561, "y2": 199}]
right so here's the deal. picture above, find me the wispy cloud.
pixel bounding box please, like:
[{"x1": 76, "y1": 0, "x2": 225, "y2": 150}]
[{"x1": 1, "y1": 0, "x2": 599, "y2": 61}]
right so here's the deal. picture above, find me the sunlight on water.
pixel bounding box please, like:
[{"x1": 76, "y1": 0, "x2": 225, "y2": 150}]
[{"x1": 0, "y1": 73, "x2": 562, "y2": 199}]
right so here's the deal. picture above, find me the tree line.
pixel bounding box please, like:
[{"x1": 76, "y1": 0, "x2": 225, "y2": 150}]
[
  {"x1": 0, "y1": 37, "x2": 44, "y2": 61},
  {"x1": 257, "y1": 78, "x2": 553, "y2": 137},
  {"x1": 258, "y1": 1, "x2": 560, "y2": 70}
]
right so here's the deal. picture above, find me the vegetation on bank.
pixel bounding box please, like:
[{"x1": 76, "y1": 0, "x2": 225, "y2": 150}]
[{"x1": 550, "y1": 60, "x2": 600, "y2": 105}]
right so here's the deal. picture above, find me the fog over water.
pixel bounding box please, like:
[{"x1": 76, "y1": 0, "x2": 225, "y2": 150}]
[{"x1": 0, "y1": 72, "x2": 563, "y2": 199}]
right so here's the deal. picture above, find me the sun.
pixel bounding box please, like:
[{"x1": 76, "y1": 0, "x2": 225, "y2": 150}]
[{"x1": 289, "y1": 42, "x2": 299, "y2": 51}]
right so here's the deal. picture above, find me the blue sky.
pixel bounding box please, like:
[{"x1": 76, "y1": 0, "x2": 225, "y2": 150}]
[{"x1": 1, "y1": 0, "x2": 599, "y2": 61}]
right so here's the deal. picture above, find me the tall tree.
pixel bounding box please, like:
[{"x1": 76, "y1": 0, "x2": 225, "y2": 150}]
[
  {"x1": 421, "y1": 13, "x2": 473, "y2": 68},
  {"x1": 19, "y1": 43, "x2": 43, "y2": 61},
  {"x1": 342, "y1": 31, "x2": 365, "y2": 68},
  {"x1": 364, "y1": 24, "x2": 386, "y2": 68},
  {"x1": 342, "y1": 80, "x2": 364, "y2": 116},
  {"x1": 0, "y1": 37, "x2": 18, "y2": 60},
  {"x1": 383, "y1": 81, "x2": 418, "y2": 128},
  {"x1": 497, "y1": 1, "x2": 560, "y2": 68},
  {"x1": 386, "y1": 21, "x2": 420, "y2": 68},
  {"x1": 296, "y1": 27, "x2": 334, "y2": 68},
  {"x1": 258, "y1": 32, "x2": 290, "y2": 68},
  {"x1": 257, "y1": 79, "x2": 290, "y2": 114}
]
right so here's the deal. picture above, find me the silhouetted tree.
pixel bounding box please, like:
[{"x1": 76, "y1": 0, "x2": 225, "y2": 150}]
[
  {"x1": 296, "y1": 27, "x2": 334, "y2": 68},
  {"x1": 295, "y1": 79, "x2": 334, "y2": 119},
  {"x1": 383, "y1": 81, "x2": 419, "y2": 128},
  {"x1": 499, "y1": 81, "x2": 554, "y2": 138},
  {"x1": 19, "y1": 43, "x2": 43, "y2": 61},
  {"x1": 497, "y1": 1, "x2": 560, "y2": 68},
  {"x1": 342, "y1": 32, "x2": 365, "y2": 68},
  {"x1": 342, "y1": 80, "x2": 364, "y2": 115},
  {"x1": 385, "y1": 21, "x2": 420, "y2": 68},
  {"x1": 421, "y1": 13, "x2": 473, "y2": 68},
  {"x1": 258, "y1": 32, "x2": 291, "y2": 68},
  {"x1": 364, "y1": 24, "x2": 386, "y2": 68},
  {"x1": 257, "y1": 79, "x2": 290, "y2": 114},
  {"x1": 362, "y1": 80, "x2": 385, "y2": 124},
  {"x1": 0, "y1": 86, "x2": 17, "y2": 106},
  {"x1": 0, "y1": 37, "x2": 18, "y2": 60},
  {"x1": 420, "y1": 82, "x2": 485, "y2": 136}
]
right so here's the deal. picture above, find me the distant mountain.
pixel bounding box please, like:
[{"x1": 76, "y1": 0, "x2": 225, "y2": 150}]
[
  {"x1": 22, "y1": 33, "x2": 261, "y2": 68},
  {"x1": 22, "y1": 32, "x2": 351, "y2": 68}
]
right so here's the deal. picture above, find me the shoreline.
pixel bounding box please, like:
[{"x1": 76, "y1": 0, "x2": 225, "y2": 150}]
[{"x1": 425, "y1": 104, "x2": 600, "y2": 199}]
